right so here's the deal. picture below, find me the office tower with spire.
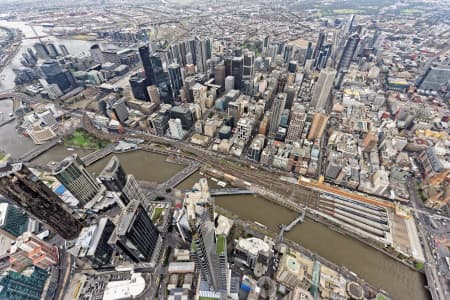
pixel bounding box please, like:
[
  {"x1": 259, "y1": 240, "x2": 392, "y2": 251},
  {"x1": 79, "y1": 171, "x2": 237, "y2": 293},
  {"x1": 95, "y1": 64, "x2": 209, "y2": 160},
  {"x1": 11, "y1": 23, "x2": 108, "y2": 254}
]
[
  {"x1": 191, "y1": 220, "x2": 228, "y2": 295},
  {"x1": 335, "y1": 32, "x2": 360, "y2": 88},
  {"x1": 268, "y1": 93, "x2": 287, "y2": 138},
  {"x1": 53, "y1": 154, "x2": 104, "y2": 207},
  {"x1": 0, "y1": 161, "x2": 82, "y2": 240},
  {"x1": 310, "y1": 68, "x2": 336, "y2": 111},
  {"x1": 109, "y1": 200, "x2": 160, "y2": 263}
]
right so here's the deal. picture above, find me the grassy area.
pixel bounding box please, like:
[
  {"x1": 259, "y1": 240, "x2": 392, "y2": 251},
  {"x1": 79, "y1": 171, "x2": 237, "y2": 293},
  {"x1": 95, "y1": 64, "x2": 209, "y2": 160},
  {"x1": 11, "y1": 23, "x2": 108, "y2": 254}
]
[
  {"x1": 151, "y1": 207, "x2": 165, "y2": 223},
  {"x1": 414, "y1": 262, "x2": 425, "y2": 271},
  {"x1": 64, "y1": 129, "x2": 110, "y2": 150},
  {"x1": 216, "y1": 235, "x2": 226, "y2": 254},
  {"x1": 376, "y1": 294, "x2": 390, "y2": 300}
]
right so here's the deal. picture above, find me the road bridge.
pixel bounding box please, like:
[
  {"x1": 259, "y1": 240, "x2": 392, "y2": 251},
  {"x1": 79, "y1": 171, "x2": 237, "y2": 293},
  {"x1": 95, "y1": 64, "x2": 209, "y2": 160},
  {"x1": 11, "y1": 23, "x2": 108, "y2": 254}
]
[
  {"x1": 157, "y1": 162, "x2": 200, "y2": 191},
  {"x1": 81, "y1": 144, "x2": 115, "y2": 166}
]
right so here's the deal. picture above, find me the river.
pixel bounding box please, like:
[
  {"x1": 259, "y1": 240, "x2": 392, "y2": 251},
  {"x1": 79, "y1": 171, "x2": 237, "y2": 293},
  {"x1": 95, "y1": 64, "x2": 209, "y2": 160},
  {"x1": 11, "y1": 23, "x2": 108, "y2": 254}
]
[
  {"x1": 30, "y1": 146, "x2": 430, "y2": 300},
  {"x1": 3, "y1": 19, "x2": 430, "y2": 300},
  {"x1": 0, "y1": 20, "x2": 111, "y2": 157}
]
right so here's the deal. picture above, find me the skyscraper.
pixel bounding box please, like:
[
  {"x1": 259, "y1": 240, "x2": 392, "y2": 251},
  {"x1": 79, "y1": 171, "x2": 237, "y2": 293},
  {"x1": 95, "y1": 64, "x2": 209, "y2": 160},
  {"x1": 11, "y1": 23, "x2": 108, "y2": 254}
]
[
  {"x1": 138, "y1": 44, "x2": 155, "y2": 85},
  {"x1": 313, "y1": 43, "x2": 332, "y2": 71},
  {"x1": 98, "y1": 156, "x2": 127, "y2": 193},
  {"x1": 0, "y1": 202, "x2": 29, "y2": 238},
  {"x1": 231, "y1": 57, "x2": 244, "y2": 90},
  {"x1": 168, "y1": 63, "x2": 183, "y2": 98},
  {"x1": 129, "y1": 73, "x2": 150, "y2": 101},
  {"x1": 214, "y1": 63, "x2": 226, "y2": 90},
  {"x1": 285, "y1": 104, "x2": 306, "y2": 143},
  {"x1": 310, "y1": 68, "x2": 336, "y2": 111},
  {"x1": 335, "y1": 33, "x2": 360, "y2": 88},
  {"x1": 108, "y1": 200, "x2": 160, "y2": 263},
  {"x1": 53, "y1": 154, "x2": 104, "y2": 207},
  {"x1": 90, "y1": 44, "x2": 105, "y2": 64},
  {"x1": 269, "y1": 93, "x2": 287, "y2": 138},
  {"x1": 191, "y1": 219, "x2": 228, "y2": 293},
  {"x1": 39, "y1": 60, "x2": 77, "y2": 94},
  {"x1": 0, "y1": 162, "x2": 82, "y2": 240},
  {"x1": 151, "y1": 54, "x2": 173, "y2": 104}
]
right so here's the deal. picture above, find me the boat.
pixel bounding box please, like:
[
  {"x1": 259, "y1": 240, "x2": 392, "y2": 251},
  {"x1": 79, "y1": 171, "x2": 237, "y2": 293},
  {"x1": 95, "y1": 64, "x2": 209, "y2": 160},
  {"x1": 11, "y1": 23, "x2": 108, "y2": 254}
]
[{"x1": 67, "y1": 148, "x2": 75, "y2": 151}]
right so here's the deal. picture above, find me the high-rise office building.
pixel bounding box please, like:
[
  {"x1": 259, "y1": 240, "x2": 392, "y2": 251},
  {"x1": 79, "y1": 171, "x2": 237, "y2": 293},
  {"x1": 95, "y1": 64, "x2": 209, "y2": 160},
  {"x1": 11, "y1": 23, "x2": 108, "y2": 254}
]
[
  {"x1": 268, "y1": 93, "x2": 287, "y2": 138},
  {"x1": 129, "y1": 73, "x2": 150, "y2": 101},
  {"x1": 138, "y1": 44, "x2": 155, "y2": 85},
  {"x1": 108, "y1": 200, "x2": 160, "y2": 262},
  {"x1": 68, "y1": 217, "x2": 115, "y2": 268},
  {"x1": 0, "y1": 162, "x2": 82, "y2": 240},
  {"x1": 121, "y1": 174, "x2": 147, "y2": 204},
  {"x1": 90, "y1": 44, "x2": 105, "y2": 64},
  {"x1": 214, "y1": 63, "x2": 226, "y2": 90},
  {"x1": 243, "y1": 51, "x2": 254, "y2": 80},
  {"x1": 169, "y1": 106, "x2": 194, "y2": 130},
  {"x1": 335, "y1": 33, "x2": 360, "y2": 88},
  {"x1": 307, "y1": 113, "x2": 328, "y2": 141},
  {"x1": 98, "y1": 156, "x2": 146, "y2": 206},
  {"x1": 314, "y1": 43, "x2": 332, "y2": 71},
  {"x1": 310, "y1": 68, "x2": 336, "y2": 111},
  {"x1": 39, "y1": 60, "x2": 77, "y2": 94},
  {"x1": 45, "y1": 43, "x2": 59, "y2": 58},
  {"x1": 151, "y1": 54, "x2": 173, "y2": 104},
  {"x1": 225, "y1": 76, "x2": 235, "y2": 93},
  {"x1": 9, "y1": 232, "x2": 58, "y2": 272},
  {"x1": 111, "y1": 98, "x2": 129, "y2": 123},
  {"x1": 191, "y1": 219, "x2": 228, "y2": 293},
  {"x1": 337, "y1": 33, "x2": 360, "y2": 73},
  {"x1": 147, "y1": 85, "x2": 161, "y2": 106},
  {"x1": 286, "y1": 104, "x2": 306, "y2": 143},
  {"x1": 169, "y1": 118, "x2": 184, "y2": 140},
  {"x1": 33, "y1": 43, "x2": 49, "y2": 60},
  {"x1": 231, "y1": 57, "x2": 244, "y2": 90},
  {"x1": 98, "y1": 156, "x2": 127, "y2": 193},
  {"x1": 168, "y1": 63, "x2": 183, "y2": 98},
  {"x1": 53, "y1": 154, "x2": 104, "y2": 207},
  {"x1": 0, "y1": 202, "x2": 29, "y2": 238}
]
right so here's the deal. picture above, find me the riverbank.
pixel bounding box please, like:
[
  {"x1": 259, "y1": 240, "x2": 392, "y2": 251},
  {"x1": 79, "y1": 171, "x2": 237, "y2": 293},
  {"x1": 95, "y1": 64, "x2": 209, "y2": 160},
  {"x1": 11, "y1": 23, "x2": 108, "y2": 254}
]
[{"x1": 215, "y1": 204, "x2": 385, "y2": 298}]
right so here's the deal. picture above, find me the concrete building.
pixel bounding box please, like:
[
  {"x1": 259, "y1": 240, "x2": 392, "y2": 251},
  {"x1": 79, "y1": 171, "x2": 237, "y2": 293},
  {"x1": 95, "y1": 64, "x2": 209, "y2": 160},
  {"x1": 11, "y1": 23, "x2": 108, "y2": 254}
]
[
  {"x1": 235, "y1": 117, "x2": 254, "y2": 146},
  {"x1": 247, "y1": 134, "x2": 265, "y2": 162},
  {"x1": 169, "y1": 118, "x2": 185, "y2": 140},
  {"x1": 286, "y1": 104, "x2": 306, "y2": 143},
  {"x1": 307, "y1": 113, "x2": 328, "y2": 141},
  {"x1": 269, "y1": 93, "x2": 287, "y2": 138},
  {"x1": 108, "y1": 200, "x2": 160, "y2": 263},
  {"x1": 0, "y1": 162, "x2": 82, "y2": 240},
  {"x1": 53, "y1": 154, "x2": 104, "y2": 207},
  {"x1": 68, "y1": 217, "x2": 115, "y2": 268},
  {"x1": 9, "y1": 232, "x2": 58, "y2": 272},
  {"x1": 225, "y1": 76, "x2": 235, "y2": 93},
  {"x1": 310, "y1": 68, "x2": 336, "y2": 111}
]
